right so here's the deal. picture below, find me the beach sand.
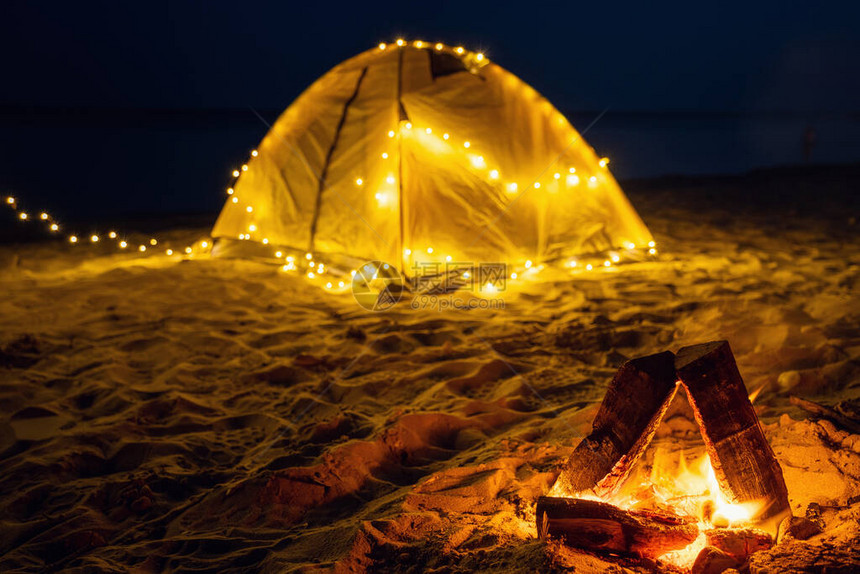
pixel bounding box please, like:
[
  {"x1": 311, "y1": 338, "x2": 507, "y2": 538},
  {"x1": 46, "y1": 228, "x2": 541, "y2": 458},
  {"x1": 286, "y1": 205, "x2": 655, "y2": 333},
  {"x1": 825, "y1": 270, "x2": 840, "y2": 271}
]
[{"x1": 1, "y1": 164, "x2": 858, "y2": 572}]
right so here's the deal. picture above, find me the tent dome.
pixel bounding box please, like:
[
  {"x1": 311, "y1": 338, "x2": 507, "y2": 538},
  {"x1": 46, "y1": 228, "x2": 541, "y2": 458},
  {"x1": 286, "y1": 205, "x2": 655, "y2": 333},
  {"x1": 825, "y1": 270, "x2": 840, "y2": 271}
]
[{"x1": 212, "y1": 41, "x2": 653, "y2": 275}]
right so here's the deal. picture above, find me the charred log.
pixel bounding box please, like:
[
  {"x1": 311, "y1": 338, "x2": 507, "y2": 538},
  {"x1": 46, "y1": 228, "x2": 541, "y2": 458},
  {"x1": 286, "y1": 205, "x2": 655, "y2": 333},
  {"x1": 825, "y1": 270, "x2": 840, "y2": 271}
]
[
  {"x1": 536, "y1": 496, "x2": 698, "y2": 559},
  {"x1": 553, "y1": 351, "x2": 678, "y2": 498},
  {"x1": 676, "y1": 341, "x2": 791, "y2": 525}
]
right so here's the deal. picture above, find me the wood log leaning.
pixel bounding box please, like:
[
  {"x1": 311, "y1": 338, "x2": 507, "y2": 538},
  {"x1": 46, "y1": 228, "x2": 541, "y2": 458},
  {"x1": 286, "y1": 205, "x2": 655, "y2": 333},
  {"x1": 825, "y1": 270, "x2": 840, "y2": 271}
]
[
  {"x1": 536, "y1": 496, "x2": 699, "y2": 558},
  {"x1": 676, "y1": 341, "x2": 791, "y2": 526},
  {"x1": 553, "y1": 351, "x2": 678, "y2": 499}
]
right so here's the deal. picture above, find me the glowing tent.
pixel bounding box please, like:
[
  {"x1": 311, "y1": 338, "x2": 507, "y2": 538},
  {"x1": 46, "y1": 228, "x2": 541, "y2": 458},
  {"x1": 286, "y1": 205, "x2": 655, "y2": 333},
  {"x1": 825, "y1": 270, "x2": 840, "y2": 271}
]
[{"x1": 212, "y1": 41, "x2": 653, "y2": 276}]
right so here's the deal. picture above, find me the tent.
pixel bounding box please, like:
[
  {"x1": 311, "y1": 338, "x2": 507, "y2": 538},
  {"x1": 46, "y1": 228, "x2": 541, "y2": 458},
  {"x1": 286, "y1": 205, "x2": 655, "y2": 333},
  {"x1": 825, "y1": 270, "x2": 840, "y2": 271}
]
[{"x1": 212, "y1": 41, "x2": 653, "y2": 277}]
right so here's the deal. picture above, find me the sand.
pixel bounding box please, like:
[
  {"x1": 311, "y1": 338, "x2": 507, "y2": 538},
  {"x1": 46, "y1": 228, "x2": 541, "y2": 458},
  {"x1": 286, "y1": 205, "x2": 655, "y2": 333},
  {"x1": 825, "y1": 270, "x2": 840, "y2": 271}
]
[{"x1": 0, "y1": 164, "x2": 858, "y2": 573}]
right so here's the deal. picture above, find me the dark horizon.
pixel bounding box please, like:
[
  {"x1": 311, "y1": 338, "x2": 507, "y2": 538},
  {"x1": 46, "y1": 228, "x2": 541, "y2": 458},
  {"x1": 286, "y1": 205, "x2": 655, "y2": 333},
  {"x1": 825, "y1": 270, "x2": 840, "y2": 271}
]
[{"x1": 3, "y1": 1, "x2": 859, "y2": 222}]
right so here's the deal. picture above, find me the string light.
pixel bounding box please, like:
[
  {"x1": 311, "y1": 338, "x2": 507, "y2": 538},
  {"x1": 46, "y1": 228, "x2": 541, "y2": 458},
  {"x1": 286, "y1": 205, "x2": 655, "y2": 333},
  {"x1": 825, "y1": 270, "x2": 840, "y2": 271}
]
[
  {"x1": 120, "y1": 241, "x2": 128, "y2": 248},
  {"x1": 139, "y1": 245, "x2": 146, "y2": 252},
  {"x1": 109, "y1": 231, "x2": 117, "y2": 239},
  {"x1": 4, "y1": 42, "x2": 636, "y2": 292},
  {"x1": 149, "y1": 238, "x2": 157, "y2": 246},
  {"x1": 91, "y1": 235, "x2": 99, "y2": 242}
]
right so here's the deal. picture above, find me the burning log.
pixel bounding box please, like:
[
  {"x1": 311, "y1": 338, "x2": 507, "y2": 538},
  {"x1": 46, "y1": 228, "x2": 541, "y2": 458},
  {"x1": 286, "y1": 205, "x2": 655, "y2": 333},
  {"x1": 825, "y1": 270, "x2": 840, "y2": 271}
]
[
  {"x1": 704, "y1": 527, "x2": 773, "y2": 563},
  {"x1": 553, "y1": 351, "x2": 678, "y2": 499},
  {"x1": 536, "y1": 496, "x2": 699, "y2": 559},
  {"x1": 676, "y1": 341, "x2": 791, "y2": 525},
  {"x1": 691, "y1": 546, "x2": 739, "y2": 574}
]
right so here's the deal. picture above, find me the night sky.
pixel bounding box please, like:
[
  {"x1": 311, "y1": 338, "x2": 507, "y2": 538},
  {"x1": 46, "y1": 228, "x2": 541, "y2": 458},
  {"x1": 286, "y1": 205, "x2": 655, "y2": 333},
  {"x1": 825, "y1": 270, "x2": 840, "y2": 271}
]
[
  {"x1": 2, "y1": 1, "x2": 859, "y2": 222},
  {"x1": 5, "y1": 0, "x2": 858, "y2": 112}
]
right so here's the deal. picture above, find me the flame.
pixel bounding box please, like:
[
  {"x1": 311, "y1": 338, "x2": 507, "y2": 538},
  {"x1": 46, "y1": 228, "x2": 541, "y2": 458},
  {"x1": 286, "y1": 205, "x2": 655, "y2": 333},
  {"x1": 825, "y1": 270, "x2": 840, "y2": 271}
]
[
  {"x1": 748, "y1": 383, "x2": 765, "y2": 404},
  {"x1": 552, "y1": 448, "x2": 763, "y2": 570}
]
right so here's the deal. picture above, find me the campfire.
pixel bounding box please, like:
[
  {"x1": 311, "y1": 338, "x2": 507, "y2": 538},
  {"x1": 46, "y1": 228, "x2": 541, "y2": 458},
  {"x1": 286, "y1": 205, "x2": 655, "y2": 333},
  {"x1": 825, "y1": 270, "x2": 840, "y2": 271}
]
[{"x1": 538, "y1": 341, "x2": 792, "y2": 571}]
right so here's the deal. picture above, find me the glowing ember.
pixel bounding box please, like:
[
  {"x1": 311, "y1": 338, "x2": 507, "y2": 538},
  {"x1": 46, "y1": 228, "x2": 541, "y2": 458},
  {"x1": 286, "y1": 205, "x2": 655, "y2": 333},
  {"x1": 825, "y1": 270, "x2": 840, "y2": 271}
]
[{"x1": 549, "y1": 448, "x2": 764, "y2": 569}]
